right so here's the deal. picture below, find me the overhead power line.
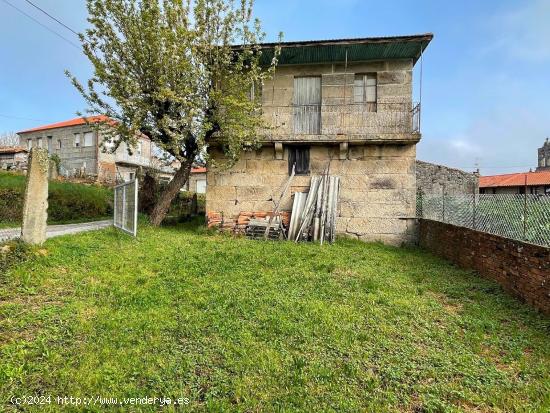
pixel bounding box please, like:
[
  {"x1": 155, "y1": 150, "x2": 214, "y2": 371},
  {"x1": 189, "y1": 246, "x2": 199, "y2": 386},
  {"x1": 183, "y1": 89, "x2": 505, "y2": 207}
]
[
  {"x1": 24, "y1": 0, "x2": 80, "y2": 36},
  {"x1": 0, "y1": 0, "x2": 80, "y2": 50}
]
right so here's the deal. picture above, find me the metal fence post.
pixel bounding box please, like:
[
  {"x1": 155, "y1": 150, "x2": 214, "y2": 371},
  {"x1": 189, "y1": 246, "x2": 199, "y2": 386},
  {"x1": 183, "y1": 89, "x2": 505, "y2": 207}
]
[
  {"x1": 442, "y1": 187, "x2": 446, "y2": 223},
  {"x1": 122, "y1": 184, "x2": 127, "y2": 230},
  {"x1": 417, "y1": 189, "x2": 423, "y2": 218},
  {"x1": 472, "y1": 184, "x2": 477, "y2": 230},
  {"x1": 523, "y1": 174, "x2": 527, "y2": 241},
  {"x1": 134, "y1": 178, "x2": 138, "y2": 236}
]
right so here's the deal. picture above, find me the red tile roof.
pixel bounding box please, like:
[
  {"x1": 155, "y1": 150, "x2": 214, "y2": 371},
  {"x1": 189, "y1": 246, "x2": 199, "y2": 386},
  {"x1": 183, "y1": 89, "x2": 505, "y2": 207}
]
[
  {"x1": 480, "y1": 171, "x2": 550, "y2": 188},
  {"x1": 17, "y1": 115, "x2": 111, "y2": 134},
  {"x1": 191, "y1": 167, "x2": 206, "y2": 173},
  {"x1": 0, "y1": 146, "x2": 27, "y2": 154}
]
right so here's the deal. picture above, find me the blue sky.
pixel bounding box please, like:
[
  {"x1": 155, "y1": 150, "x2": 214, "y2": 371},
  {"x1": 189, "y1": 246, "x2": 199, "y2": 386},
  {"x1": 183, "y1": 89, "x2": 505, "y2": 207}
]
[{"x1": 1, "y1": 0, "x2": 549, "y2": 175}]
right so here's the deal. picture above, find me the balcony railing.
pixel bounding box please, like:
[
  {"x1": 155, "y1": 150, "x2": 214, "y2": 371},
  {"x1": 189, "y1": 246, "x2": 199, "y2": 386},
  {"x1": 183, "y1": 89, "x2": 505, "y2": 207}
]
[
  {"x1": 261, "y1": 101, "x2": 421, "y2": 138},
  {"x1": 115, "y1": 152, "x2": 151, "y2": 167}
]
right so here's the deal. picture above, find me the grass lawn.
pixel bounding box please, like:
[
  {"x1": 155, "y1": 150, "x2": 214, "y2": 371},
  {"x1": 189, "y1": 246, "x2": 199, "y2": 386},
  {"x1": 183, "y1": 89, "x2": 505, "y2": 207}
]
[{"x1": 1, "y1": 222, "x2": 549, "y2": 412}]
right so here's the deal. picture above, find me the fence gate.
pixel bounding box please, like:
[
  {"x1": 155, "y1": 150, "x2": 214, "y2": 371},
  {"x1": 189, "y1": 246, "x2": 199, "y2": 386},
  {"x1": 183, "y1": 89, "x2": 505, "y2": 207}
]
[{"x1": 113, "y1": 179, "x2": 138, "y2": 236}]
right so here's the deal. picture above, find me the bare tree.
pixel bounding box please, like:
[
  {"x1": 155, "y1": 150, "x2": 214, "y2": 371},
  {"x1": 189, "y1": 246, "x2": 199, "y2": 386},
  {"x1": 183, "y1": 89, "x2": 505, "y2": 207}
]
[{"x1": 0, "y1": 131, "x2": 20, "y2": 147}]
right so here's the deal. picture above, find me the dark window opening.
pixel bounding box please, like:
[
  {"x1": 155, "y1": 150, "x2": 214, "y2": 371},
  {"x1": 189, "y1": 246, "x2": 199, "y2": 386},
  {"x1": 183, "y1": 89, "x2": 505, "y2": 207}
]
[{"x1": 288, "y1": 146, "x2": 310, "y2": 175}]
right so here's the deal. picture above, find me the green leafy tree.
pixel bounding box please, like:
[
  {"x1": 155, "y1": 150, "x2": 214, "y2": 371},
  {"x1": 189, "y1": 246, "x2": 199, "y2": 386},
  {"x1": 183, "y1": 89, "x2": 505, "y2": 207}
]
[{"x1": 68, "y1": 0, "x2": 280, "y2": 225}]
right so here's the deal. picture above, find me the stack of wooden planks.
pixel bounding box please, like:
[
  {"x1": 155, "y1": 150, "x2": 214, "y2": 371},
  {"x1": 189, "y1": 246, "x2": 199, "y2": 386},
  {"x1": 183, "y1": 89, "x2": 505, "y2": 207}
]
[{"x1": 288, "y1": 170, "x2": 340, "y2": 244}]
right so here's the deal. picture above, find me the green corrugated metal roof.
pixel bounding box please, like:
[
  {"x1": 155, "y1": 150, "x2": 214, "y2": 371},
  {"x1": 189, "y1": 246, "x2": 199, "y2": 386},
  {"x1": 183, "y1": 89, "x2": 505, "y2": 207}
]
[{"x1": 257, "y1": 33, "x2": 433, "y2": 66}]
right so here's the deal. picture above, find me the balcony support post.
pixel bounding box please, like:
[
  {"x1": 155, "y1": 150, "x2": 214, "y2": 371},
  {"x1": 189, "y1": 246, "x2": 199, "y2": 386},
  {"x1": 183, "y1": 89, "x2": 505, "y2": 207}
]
[
  {"x1": 339, "y1": 142, "x2": 348, "y2": 160},
  {"x1": 274, "y1": 142, "x2": 284, "y2": 160}
]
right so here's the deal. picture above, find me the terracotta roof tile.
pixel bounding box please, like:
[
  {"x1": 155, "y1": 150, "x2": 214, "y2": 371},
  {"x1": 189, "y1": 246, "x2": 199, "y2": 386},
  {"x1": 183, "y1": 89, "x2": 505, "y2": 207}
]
[
  {"x1": 480, "y1": 171, "x2": 550, "y2": 188},
  {"x1": 0, "y1": 146, "x2": 27, "y2": 154},
  {"x1": 17, "y1": 115, "x2": 111, "y2": 134}
]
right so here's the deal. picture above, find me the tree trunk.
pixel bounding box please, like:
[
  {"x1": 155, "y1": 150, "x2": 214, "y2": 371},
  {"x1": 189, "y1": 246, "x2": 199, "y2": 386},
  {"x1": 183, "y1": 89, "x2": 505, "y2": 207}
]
[{"x1": 149, "y1": 160, "x2": 193, "y2": 226}]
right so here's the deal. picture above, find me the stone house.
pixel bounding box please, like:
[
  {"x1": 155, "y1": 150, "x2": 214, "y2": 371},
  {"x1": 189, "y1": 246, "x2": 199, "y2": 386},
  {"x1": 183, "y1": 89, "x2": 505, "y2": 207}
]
[
  {"x1": 185, "y1": 167, "x2": 207, "y2": 194},
  {"x1": 0, "y1": 146, "x2": 28, "y2": 170},
  {"x1": 206, "y1": 34, "x2": 433, "y2": 245},
  {"x1": 17, "y1": 116, "x2": 153, "y2": 183}
]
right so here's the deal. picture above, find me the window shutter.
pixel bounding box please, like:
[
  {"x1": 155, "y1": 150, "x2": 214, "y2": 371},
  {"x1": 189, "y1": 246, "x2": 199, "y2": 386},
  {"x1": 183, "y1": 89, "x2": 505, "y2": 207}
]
[
  {"x1": 366, "y1": 74, "x2": 377, "y2": 103},
  {"x1": 84, "y1": 132, "x2": 93, "y2": 147}
]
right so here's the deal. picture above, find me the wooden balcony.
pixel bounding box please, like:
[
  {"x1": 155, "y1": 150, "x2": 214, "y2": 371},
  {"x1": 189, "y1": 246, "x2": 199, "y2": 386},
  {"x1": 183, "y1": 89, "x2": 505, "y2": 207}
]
[{"x1": 260, "y1": 101, "x2": 421, "y2": 144}]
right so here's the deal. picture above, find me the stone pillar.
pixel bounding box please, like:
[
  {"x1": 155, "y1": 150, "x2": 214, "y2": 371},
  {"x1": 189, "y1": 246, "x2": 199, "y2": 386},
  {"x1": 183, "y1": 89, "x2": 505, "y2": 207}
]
[{"x1": 21, "y1": 148, "x2": 49, "y2": 245}]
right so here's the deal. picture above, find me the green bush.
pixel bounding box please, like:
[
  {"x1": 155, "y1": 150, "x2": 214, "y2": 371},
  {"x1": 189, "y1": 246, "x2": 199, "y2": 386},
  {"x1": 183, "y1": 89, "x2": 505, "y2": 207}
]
[
  {"x1": 0, "y1": 188, "x2": 23, "y2": 221},
  {"x1": 0, "y1": 172, "x2": 113, "y2": 225}
]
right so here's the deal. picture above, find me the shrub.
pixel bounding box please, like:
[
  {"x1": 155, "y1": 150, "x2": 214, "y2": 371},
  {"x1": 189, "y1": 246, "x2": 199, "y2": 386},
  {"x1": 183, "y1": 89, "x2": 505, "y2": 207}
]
[
  {"x1": 0, "y1": 172, "x2": 113, "y2": 224},
  {"x1": 0, "y1": 188, "x2": 23, "y2": 221}
]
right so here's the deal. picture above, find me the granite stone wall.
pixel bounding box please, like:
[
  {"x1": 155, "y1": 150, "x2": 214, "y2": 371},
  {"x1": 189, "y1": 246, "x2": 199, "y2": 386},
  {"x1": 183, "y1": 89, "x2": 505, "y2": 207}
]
[
  {"x1": 206, "y1": 143, "x2": 417, "y2": 245},
  {"x1": 416, "y1": 160, "x2": 478, "y2": 195}
]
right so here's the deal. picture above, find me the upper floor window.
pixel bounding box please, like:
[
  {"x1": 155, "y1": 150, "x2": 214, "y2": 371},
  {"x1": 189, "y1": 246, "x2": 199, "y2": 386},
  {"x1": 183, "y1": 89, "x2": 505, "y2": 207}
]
[
  {"x1": 84, "y1": 132, "x2": 93, "y2": 147},
  {"x1": 293, "y1": 76, "x2": 321, "y2": 134},
  {"x1": 37, "y1": 137, "x2": 43, "y2": 148},
  {"x1": 57, "y1": 139, "x2": 62, "y2": 149},
  {"x1": 27, "y1": 139, "x2": 32, "y2": 150},
  {"x1": 354, "y1": 73, "x2": 377, "y2": 112},
  {"x1": 137, "y1": 141, "x2": 142, "y2": 156},
  {"x1": 47, "y1": 136, "x2": 53, "y2": 153},
  {"x1": 74, "y1": 133, "x2": 81, "y2": 147},
  {"x1": 288, "y1": 146, "x2": 310, "y2": 175}
]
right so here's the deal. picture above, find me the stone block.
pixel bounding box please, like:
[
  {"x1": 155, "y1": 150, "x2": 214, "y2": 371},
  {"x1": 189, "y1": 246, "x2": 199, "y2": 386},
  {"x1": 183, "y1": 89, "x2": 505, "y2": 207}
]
[
  {"x1": 386, "y1": 60, "x2": 413, "y2": 71},
  {"x1": 207, "y1": 186, "x2": 237, "y2": 201},
  {"x1": 340, "y1": 175, "x2": 369, "y2": 191},
  {"x1": 377, "y1": 71, "x2": 407, "y2": 85},
  {"x1": 340, "y1": 201, "x2": 412, "y2": 218},
  {"x1": 236, "y1": 186, "x2": 273, "y2": 201},
  {"x1": 21, "y1": 148, "x2": 49, "y2": 245},
  {"x1": 378, "y1": 83, "x2": 412, "y2": 98},
  {"x1": 346, "y1": 217, "x2": 407, "y2": 236}
]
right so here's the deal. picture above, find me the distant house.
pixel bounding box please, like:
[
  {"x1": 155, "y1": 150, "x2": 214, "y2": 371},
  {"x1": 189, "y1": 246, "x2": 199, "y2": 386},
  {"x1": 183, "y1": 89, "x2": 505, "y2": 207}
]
[
  {"x1": 0, "y1": 146, "x2": 28, "y2": 170},
  {"x1": 17, "y1": 116, "x2": 153, "y2": 183},
  {"x1": 186, "y1": 167, "x2": 207, "y2": 194},
  {"x1": 155, "y1": 160, "x2": 207, "y2": 193},
  {"x1": 479, "y1": 171, "x2": 550, "y2": 195}
]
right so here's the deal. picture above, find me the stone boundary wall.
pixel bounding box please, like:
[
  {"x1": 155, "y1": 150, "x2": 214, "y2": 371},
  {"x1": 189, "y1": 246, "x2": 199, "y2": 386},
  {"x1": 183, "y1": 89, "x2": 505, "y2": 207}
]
[
  {"x1": 416, "y1": 160, "x2": 478, "y2": 195},
  {"x1": 418, "y1": 219, "x2": 550, "y2": 315}
]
